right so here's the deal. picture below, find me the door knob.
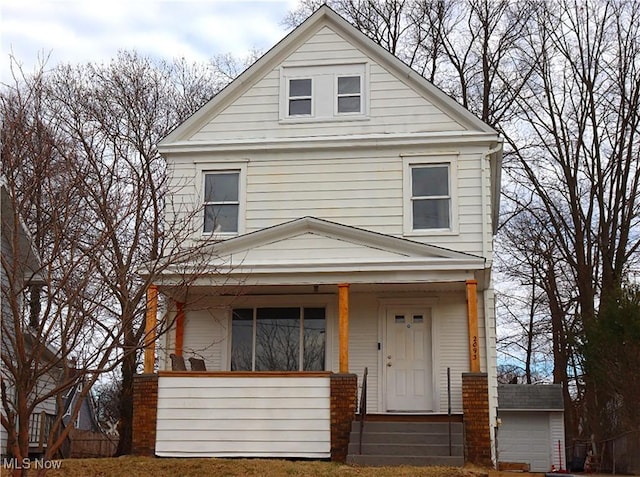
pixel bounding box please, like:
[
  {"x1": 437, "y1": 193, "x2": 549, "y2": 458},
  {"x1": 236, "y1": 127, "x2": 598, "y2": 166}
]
[
  {"x1": 387, "y1": 362, "x2": 392, "y2": 367},
  {"x1": 387, "y1": 355, "x2": 392, "y2": 359}
]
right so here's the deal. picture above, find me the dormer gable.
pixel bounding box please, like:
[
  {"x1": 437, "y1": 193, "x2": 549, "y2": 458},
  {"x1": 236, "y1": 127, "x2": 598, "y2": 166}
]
[{"x1": 158, "y1": 5, "x2": 498, "y2": 151}]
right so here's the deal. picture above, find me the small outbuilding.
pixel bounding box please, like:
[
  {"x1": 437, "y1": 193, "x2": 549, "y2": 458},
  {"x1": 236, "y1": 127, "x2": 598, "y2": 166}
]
[{"x1": 497, "y1": 384, "x2": 566, "y2": 472}]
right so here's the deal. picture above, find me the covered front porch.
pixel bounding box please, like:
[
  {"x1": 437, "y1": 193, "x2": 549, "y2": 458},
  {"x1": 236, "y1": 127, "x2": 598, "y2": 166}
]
[{"x1": 133, "y1": 218, "x2": 493, "y2": 464}]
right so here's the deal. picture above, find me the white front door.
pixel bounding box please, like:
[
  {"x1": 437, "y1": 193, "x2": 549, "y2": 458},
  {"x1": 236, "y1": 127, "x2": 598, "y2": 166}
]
[{"x1": 384, "y1": 308, "x2": 433, "y2": 411}]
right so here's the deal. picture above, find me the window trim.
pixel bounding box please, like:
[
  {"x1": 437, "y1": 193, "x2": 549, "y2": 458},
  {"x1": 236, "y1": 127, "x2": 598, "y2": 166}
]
[
  {"x1": 403, "y1": 154, "x2": 459, "y2": 236},
  {"x1": 196, "y1": 162, "x2": 247, "y2": 237}
]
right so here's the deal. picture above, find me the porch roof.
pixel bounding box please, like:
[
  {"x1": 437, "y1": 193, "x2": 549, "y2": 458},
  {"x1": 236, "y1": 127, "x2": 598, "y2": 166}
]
[{"x1": 155, "y1": 217, "x2": 486, "y2": 287}]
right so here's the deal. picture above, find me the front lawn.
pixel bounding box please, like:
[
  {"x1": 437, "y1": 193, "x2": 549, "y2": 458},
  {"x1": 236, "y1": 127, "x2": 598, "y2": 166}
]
[{"x1": 1, "y1": 457, "x2": 488, "y2": 477}]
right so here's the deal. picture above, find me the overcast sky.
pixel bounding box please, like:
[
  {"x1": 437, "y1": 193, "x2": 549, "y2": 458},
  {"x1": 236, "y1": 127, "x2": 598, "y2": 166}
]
[{"x1": 1, "y1": 0, "x2": 299, "y2": 81}]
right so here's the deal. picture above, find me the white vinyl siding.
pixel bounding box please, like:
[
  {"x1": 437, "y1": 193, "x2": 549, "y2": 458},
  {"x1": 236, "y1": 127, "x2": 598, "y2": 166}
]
[
  {"x1": 170, "y1": 147, "x2": 485, "y2": 253},
  {"x1": 549, "y1": 411, "x2": 566, "y2": 470},
  {"x1": 189, "y1": 26, "x2": 464, "y2": 142},
  {"x1": 156, "y1": 376, "x2": 330, "y2": 458}
]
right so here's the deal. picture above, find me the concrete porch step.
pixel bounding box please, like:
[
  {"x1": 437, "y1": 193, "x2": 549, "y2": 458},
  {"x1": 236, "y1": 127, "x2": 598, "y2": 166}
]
[
  {"x1": 350, "y1": 430, "x2": 464, "y2": 445},
  {"x1": 348, "y1": 442, "x2": 464, "y2": 456},
  {"x1": 346, "y1": 418, "x2": 465, "y2": 467},
  {"x1": 347, "y1": 454, "x2": 465, "y2": 467},
  {"x1": 351, "y1": 420, "x2": 463, "y2": 434}
]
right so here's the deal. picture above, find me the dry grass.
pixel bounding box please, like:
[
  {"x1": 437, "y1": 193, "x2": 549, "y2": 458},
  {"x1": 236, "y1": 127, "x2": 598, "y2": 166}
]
[{"x1": 1, "y1": 457, "x2": 489, "y2": 477}]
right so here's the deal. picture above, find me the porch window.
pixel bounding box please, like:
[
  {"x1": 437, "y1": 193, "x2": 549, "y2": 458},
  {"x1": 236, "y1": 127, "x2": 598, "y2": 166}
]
[
  {"x1": 203, "y1": 171, "x2": 239, "y2": 233},
  {"x1": 231, "y1": 307, "x2": 326, "y2": 372}
]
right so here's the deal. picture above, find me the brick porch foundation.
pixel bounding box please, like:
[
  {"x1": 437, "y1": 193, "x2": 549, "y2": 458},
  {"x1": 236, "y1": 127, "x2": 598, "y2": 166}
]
[
  {"x1": 132, "y1": 373, "x2": 158, "y2": 456},
  {"x1": 330, "y1": 373, "x2": 358, "y2": 462},
  {"x1": 462, "y1": 372, "x2": 492, "y2": 466}
]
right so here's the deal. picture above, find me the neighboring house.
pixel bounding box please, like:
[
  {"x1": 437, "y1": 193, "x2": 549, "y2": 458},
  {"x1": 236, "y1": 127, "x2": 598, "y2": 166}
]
[
  {"x1": 132, "y1": 6, "x2": 502, "y2": 466},
  {"x1": 497, "y1": 384, "x2": 566, "y2": 472},
  {"x1": 0, "y1": 178, "x2": 56, "y2": 456},
  {"x1": 1, "y1": 179, "x2": 98, "y2": 457}
]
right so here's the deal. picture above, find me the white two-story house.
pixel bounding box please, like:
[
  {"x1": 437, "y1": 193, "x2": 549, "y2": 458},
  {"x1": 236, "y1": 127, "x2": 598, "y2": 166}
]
[{"x1": 133, "y1": 5, "x2": 502, "y2": 466}]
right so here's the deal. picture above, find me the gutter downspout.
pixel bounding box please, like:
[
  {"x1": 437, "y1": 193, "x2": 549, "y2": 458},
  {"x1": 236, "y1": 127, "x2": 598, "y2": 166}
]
[{"x1": 481, "y1": 141, "x2": 502, "y2": 468}]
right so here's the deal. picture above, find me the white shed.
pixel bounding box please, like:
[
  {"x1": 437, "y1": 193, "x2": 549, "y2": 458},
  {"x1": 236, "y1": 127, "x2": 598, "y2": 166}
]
[{"x1": 497, "y1": 384, "x2": 566, "y2": 472}]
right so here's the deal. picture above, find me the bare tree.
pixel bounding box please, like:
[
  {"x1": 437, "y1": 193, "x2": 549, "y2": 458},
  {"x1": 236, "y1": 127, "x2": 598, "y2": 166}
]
[
  {"x1": 505, "y1": 0, "x2": 640, "y2": 439},
  {"x1": 1, "y1": 51, "x2": 242, "y2": 467}
]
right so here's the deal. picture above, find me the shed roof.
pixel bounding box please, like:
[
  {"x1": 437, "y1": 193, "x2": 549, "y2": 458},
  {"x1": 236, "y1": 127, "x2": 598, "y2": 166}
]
[{"x1": 498, "y1": 384, "x2": 564, "y2": 411}]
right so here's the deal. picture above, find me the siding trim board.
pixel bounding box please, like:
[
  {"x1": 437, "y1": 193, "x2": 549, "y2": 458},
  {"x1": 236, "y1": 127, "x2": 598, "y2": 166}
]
[{"x1": 159, "y1": 131, "x2": 500, "y2": 154}]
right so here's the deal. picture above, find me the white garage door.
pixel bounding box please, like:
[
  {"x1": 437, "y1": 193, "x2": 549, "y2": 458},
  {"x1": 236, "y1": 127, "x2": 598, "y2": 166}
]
[{"x1": 498, "y1": 411, "x2": 550, "y2": 472}]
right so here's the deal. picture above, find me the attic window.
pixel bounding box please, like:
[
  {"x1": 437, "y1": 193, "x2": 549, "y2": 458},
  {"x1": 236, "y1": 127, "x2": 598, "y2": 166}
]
[
  {"x1": 288, "y1": 78, "x2": 312, "y2": 116},
  {"x1": 337, "y1": 76, "x2": 361, "y2": 113},
  {"x1": 280, "y1": 63, "x2": 367, "y2": 121}
]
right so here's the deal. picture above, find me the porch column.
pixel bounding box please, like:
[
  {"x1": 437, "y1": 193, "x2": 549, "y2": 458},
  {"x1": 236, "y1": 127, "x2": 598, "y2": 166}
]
[
  {"x1": 338, "y1": 283, "x2": 350, "y2": 373},
  {"x1": 174, "y1": 301, "x2": 185, "y2": 356},
  {"x1": 466, "y1": 280, "x2": 480, "y2": 372},
  {"x1": 144, "y1": 284, "x2": 158, "y2": 373}
]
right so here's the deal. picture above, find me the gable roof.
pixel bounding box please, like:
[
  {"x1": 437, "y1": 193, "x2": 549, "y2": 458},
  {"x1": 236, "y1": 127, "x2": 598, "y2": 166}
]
[
  {"x1": 1, "y1": 178, "x2": 43, "y2": 285},
  {"x1": 498, "y1": 384, "x2": 564, "y2": 411},
  {"x1": 158, "y1": 217, "x2": 486, "y2": 287},
  {"x1": 159, "y1": 5, "x2": 497, "y2": 148}
]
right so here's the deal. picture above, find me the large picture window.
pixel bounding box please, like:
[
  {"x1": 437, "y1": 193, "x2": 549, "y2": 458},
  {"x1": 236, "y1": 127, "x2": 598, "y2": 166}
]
[
  {"x1": 203, "y1": 171, "x2": 239, "y2": 233},
  {"x1": 411, "y1": 164, "x2": 451, "y2": 230},
  {"x1": 231, "y1": 307, "x2": 326, "y2": 371}
]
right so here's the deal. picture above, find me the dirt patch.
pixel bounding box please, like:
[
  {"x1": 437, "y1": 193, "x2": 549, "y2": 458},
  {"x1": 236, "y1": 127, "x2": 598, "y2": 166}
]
[{"x1": 2, "y1": 457, "x2": 489, "y2": 477}]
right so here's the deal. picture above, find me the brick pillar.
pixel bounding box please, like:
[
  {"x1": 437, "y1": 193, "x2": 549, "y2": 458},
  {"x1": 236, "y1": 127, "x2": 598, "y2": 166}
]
[
  {"x1": 462, "y1": 372, "x2": 492, "y2": 466},
  {"x1": 132, "y1": 373, "x2": 158, "y2": 456},
  {"x1": 330, "y1": 373, "x2": 357, "y2": 462}
]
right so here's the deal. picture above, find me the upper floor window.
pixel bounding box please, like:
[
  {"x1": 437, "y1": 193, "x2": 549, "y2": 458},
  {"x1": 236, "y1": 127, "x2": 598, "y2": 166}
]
[
  {"x1": 411, "y1": 164, "x2": 450, "y2": 230},
  {"x1": 280, "y1": 63, "x2": 367, "y2": 121},
  {"x1": 203, "y1": 171, "x2": 239, "y2": 233},
  {"x1": 288, "y1": 78, "x2": 312, "y2": 116},
  {"x1": 337, "y1": 76, "x2": 361, "y2": 114},
  {"x1": 403, "y1": 155, "x2": 458, "y2": 235}
]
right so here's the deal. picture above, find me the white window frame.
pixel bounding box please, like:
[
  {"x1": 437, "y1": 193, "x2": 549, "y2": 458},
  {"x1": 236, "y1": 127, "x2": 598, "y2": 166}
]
[
  {"x1": 287, "y1": 77, "x2": 313, "y2": 117},
  {"x1": 402, "y1": 154, "x2": 458, "y2": 236},
  {"x1": 279, "y1": 63, "x2": 368, "y2": 122},
  {"x1": 335, "y1": 75, "x2": 363, "y2": 115},
  {"x1": 196, "y1": 161, "x2": 247, "y2": 237}
]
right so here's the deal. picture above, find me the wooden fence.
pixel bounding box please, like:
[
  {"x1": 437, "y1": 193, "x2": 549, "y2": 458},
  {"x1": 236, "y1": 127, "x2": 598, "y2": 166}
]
[{"x1": 68, "y1": 428, "x2": 117, "y2": 458}]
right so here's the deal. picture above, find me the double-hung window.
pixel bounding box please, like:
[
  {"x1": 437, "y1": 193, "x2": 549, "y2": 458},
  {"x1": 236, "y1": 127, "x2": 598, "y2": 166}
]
[
  {"x1": 288, "y1": 78, "x2": 312, "y2": 116},
  {"x1": 337, "y1": 75, "x2": 361, "y2": 114},
  {"x1": 231, "y1": 307, "x2": 326, "y2": 371},
  {"x1": 203, "y1": 171, "x2": 239, "y2": 233},
  {"x1": 411, "y1": 164, "x2": 451, "y2": 230}
]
